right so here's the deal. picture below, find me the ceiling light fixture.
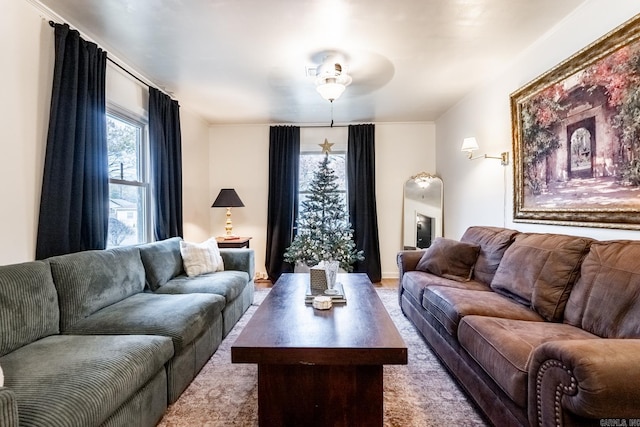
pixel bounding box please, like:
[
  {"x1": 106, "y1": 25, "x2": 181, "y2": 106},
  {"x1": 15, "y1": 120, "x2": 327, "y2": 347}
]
[{"x1": 315, "y1": 63, "x2": 352, "y2": 102}]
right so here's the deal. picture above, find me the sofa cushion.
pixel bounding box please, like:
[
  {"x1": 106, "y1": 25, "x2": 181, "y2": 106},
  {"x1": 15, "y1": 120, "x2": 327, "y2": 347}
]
[
  {"x1": 415, "y1": 238, "x2": 480, "y2": 281},
  {"x1": 63, "y1": 293, "x2": 225, "y2": 352},
  {"x1": 565, "y1": 240, "x2": 640, "y2": 338},
  {"x1": 461, "y1": 226, "x2": 519, "y2": 285},
  {"x1": 220, "y1": 248, "x2": 255, "y2": 279},
  {"x1": 402, "y1": 271, "x2": 490, "y2": 306},
  {"x1": 0, "y1": 261, "x2": 59, "y2": 357},
  {"x1": 154, "y1": 271, "x2": 250, "y2": 302},
  {"x1": 139, "y1": 237, "x2": 184, "y2": 291},
  {"x1": 423, "y1": 286, "x2": 544, "y2": 337},
  {"x1": 180, "y1": 238, "x2": 224, "y2": 277},
  {"x1": 458, "y1": 316, "x2": 598, "y2": 407},
  {"x1": 0, "y1": 334, "x2": 173, "y2": 426},
  {"x1": 490, "y1": 233, "x2": 592, "y2": 322},
  {"x1": 48, "y1": 246, "x2": 146, "y2": 331}
]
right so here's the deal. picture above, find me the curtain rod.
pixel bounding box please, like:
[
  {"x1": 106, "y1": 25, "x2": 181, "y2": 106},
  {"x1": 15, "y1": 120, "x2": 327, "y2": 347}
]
[
  {"x1": 272, "y1": 123, "x2": 363, "y2": 128},
  {"x1": 47, "y1": 20, "x2": 165, "y2": 94},
  {"x1": 298, "y1": 124, "x2": 348, "y2": 128},
  {"x1": 105, "y1": 57, "x2": 149, "y2": 88}
]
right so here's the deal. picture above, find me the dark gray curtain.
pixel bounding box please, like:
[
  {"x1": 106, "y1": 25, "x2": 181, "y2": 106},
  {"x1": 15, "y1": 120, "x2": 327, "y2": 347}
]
[
  {"x1": 347, "y1": 124, "x2": 382, "y2": 282},
  {"x1": 36, "y1": 23, "x2": 108, "y2": 260},
  {"x1": 149, "y1": 87, "x2": 183, "y2": 240},
  {"x1": 266, "y1": 126, "x2": 300, "y2": 282}
]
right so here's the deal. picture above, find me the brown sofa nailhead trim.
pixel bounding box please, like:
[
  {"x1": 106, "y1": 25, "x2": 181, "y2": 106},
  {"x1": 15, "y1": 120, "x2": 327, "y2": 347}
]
[{"x1": 536, "y1": 360, "x2": 577, "y2": 427}]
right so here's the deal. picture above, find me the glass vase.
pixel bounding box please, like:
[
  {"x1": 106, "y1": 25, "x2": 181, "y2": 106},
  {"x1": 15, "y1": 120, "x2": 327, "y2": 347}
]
[{"x1": 324, "y1": 260, "x2": 339, "y2": 295}]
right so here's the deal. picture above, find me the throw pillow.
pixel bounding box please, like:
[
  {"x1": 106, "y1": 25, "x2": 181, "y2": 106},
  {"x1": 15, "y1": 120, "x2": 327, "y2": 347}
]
[
  {"x1": 179, "y1": 238, "x2": 224, "y2": 277},
  {"x1": 415, "y1": 238, "x2": 480, "y2": 281},
  {"x1": 460, "y1": 226, "x2": 519, "y2": 285},
  {"x1": 491, "y1": 232, "x2": 592, "y2": 322}
]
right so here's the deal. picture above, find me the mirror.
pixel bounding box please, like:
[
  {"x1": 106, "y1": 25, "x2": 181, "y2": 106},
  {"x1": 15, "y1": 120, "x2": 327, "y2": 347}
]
[{"x1": 403, "y1": 172, "x2": 443, "y2": 250}]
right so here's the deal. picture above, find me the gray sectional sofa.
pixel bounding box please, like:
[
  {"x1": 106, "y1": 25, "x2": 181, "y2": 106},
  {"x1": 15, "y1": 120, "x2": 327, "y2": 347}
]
[{"x1": 0, "y1": 237, "x2": 254, "y2": 427}]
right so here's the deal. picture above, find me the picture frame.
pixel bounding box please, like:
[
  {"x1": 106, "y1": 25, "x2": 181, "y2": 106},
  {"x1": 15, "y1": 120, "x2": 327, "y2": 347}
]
[{"x1": 511, "y1": 14, "x2": 640, "y2": 229}]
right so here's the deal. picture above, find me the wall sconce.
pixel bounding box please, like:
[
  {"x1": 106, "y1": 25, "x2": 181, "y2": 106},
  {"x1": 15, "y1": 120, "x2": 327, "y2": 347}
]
[{"x1": 461, "y1": 137, "x2": 509, "y2": 166}]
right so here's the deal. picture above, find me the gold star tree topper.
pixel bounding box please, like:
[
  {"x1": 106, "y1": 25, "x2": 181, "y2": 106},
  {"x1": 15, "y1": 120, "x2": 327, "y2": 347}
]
[{"x1": 319, "y1": 138, "x2": 334, "y2": 154}]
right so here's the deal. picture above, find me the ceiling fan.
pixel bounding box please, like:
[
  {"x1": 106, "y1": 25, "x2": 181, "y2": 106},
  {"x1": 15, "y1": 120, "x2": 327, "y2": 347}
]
[
  {"x1": 313, "y1": 53, "x2": 353, "y2": 102},
  {"x1": 308, "y1": 49, "x2": 395, "y2": 102}
]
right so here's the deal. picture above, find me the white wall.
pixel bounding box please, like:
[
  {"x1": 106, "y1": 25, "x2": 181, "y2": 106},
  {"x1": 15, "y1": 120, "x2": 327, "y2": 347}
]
[
  {"x1": 0, "y1": 1, "x2": 53, "y2": 264},
  {"x1": 209, "y1": 125, "x2": 270, "y2": 276},
  {"x1": 0, "y1": 0, "x2": 210, "y2": 264},
  {"x1": 436, "y1": 1, "x2": 640, "y2": 241},
  {"x1": 377, "y1": 123, "x2": 436, "y2": 277},
  {"x1": 181, "y1": 108, "x2": 212, "y2": 243},
  {"x1": 210, "y1": 122, "x2": 436, "y2": 280}
]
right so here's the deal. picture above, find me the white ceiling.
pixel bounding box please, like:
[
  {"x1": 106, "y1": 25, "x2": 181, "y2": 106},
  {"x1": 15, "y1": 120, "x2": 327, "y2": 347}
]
[{"x1": 36, "y1": 0, "x2": 585, "y2": 125}]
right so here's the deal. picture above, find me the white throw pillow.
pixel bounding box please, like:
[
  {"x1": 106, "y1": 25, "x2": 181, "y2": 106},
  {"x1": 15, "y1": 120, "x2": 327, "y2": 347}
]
[
  {"x1": 0, "y1": 364, "x2": 4, "y2": 387},
  {"x1": 180, "y1": 238, "x2": 224, "y2": 277}
]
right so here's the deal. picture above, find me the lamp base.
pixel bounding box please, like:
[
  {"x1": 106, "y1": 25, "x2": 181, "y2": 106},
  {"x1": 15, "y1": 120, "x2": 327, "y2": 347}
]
[{"x1": 223, "y1": 235, "x2": 240, "y2": 240}]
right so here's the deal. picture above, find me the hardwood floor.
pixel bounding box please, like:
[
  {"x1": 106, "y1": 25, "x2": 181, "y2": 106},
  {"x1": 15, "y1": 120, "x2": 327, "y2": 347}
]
[
  {"x1": 255, "y1": 277, "x2": 398, "y2": 289},
  {"x1": 377, "y1": 278, "x2": 399, "y2": 289}
]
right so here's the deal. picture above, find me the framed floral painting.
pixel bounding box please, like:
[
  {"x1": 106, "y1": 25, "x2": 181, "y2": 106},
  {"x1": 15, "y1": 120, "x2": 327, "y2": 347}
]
[{"x1": 511, "y1": 14, "x2": 640, "y2": 229}]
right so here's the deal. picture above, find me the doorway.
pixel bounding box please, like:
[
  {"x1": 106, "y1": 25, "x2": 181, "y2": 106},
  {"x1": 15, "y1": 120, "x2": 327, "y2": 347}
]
[
  {"x1": 416, "y1": 213, "x2": 434, "y2": 249},
  {"x1": 567, "y1": 117, "x2": 596, "y2": 179}
]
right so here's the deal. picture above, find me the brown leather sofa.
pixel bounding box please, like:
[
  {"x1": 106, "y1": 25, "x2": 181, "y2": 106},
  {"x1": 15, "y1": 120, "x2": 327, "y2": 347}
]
[{"x1": 397, "y1": 226, "x2": 640, "y2": 427}]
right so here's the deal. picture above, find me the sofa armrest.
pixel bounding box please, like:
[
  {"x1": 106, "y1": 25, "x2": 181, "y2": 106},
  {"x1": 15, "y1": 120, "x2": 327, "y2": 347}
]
[
  {"x1": 0, "y1": 387, "x2": 18, "y2": 427},
  {"x1": 396, "y1": 250, "x2": 423, "y2": 304},
  {"x1": 528, "y1": 339, "x2": 640, "y2": 427},
  {"x1": 397, "y1": 250, "x2": 423, "y2": 277},
  {"x1": 220, "y1": 248, "x2": 255, "y2": 281}
]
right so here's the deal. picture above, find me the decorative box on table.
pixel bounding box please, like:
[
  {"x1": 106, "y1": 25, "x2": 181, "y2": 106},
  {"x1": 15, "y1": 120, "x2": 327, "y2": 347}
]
[{"x1": 309, "y1": 265, "x2": 328, "y2": 292}]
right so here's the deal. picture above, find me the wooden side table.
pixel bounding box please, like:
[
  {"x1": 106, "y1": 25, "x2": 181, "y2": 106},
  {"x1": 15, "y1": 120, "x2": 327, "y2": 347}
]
[{"x1": 216, "y1": 236, "x2": 252, "y2": 249}]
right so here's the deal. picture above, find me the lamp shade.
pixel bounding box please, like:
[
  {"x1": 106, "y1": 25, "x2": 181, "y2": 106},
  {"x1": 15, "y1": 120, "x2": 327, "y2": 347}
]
[
  {"x1": 461, "y1": 137, "x2": 479, "y2": 152},
  {"x1": 211, "y1": 189, "x2": 244, "y2": 208}
]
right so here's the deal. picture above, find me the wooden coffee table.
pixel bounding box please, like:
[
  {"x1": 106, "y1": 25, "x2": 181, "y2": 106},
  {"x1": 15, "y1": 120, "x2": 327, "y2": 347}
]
[{"x1": 231, "y1": 273, "x2": 407, "y2": 427}]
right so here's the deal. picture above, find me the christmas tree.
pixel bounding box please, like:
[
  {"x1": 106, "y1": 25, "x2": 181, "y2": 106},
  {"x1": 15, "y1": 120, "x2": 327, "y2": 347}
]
[{"x1": 284, "y1": 153, "x2": 364, "y2": 271}]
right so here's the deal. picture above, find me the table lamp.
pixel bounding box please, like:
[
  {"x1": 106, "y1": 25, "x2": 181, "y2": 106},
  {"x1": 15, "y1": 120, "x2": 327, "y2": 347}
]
[{"x1": 211, "y1": 188, "x2": 244, "y2": 239}]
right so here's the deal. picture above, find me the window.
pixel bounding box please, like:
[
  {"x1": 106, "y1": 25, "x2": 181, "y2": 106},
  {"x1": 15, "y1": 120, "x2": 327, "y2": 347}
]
[
  {"x1": 107, "y1": 111, "x2": 150, "y2": 247},
  {"x1": 298, "y1": 151, "x2": 347, "y2": 211}
]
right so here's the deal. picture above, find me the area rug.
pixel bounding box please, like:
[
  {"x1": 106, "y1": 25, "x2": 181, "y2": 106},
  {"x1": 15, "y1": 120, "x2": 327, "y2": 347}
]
[{"x1": 157, "y1": 288, "x2": 488, "y2": 427}]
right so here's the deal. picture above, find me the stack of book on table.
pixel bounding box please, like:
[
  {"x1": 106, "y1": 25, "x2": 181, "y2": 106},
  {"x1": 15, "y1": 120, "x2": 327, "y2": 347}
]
[{"x1": 305, "y1": 282, "x2": 347, "y2": 304}]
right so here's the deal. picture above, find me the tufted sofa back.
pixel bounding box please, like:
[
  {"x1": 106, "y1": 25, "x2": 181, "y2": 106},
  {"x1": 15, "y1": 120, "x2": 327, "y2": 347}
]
[
  {"x1": 460, "y1": 226, "x2": 519, "y2": 285},
  {"x1": 0, "y1": 261, "x2": 59, "y2": 356},
  {"x1": 490, "y1": 232, "x2": 593, "y2": 322},
  {"x1": 138, "y1": 237, "x2": 184, "y2": 291},
  {"x1": 564, "y1": 240, "x2": 640, "y2": 338},
  {"x1": 48, "y1": 246, "x2": 146, "y2": 331}
]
